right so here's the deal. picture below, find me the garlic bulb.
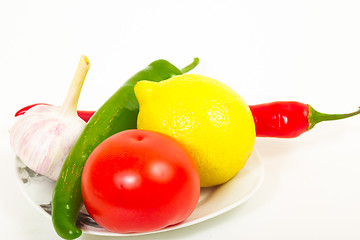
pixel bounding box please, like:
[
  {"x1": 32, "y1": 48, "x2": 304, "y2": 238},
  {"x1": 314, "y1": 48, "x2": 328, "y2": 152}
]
[{"x1": 9, "y1": 56, "x2": 90, "y2": 181}]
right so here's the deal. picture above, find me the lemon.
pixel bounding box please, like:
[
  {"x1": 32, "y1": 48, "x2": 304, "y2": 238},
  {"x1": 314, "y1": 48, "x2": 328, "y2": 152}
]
[{"x1": 135, "y1": 74, "x2": 255, "y2": 187}]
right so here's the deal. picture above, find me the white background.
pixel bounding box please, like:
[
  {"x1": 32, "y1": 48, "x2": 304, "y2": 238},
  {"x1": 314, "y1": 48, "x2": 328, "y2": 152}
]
[{"x1": 1, "y1": 1, "x2": 360, "y2": 239}]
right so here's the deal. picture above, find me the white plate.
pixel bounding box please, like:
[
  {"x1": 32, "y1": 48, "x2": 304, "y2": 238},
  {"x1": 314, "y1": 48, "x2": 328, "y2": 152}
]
[{"x1": 14, "y1": 150, "x2": 264, "y2": 236}]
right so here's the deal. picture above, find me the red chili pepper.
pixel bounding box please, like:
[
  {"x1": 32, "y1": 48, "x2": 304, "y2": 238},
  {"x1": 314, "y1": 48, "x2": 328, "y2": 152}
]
[
  {"x1": 250, "y1": 101, "x2": 360, "y2": 138},
  {"x1": 15, "y1": 101, "x2": 360, "y2": 138},
  {"x1": 15, "y1": 103, "x2": 95, "y2": 122},
  {"x1": 15, "y1": 103, "x2": 50, "y2": 116}
]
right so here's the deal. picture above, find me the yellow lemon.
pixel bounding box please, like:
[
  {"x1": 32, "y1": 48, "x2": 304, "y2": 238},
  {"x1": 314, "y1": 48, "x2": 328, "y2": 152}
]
[{"x1": 135, "y1": 74, "x2": 255, "y2": 187}]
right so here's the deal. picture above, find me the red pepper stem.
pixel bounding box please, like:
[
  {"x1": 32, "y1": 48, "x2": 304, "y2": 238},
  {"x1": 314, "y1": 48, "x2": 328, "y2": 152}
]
[{"x1": 308, "y1": 105, "x2": 360, "y2": 130}]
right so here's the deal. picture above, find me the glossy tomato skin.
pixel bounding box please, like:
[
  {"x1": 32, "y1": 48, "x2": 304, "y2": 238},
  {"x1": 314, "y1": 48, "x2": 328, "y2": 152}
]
[{"x1": 81, "y1": 129, "x2": 200, "y2": 233}]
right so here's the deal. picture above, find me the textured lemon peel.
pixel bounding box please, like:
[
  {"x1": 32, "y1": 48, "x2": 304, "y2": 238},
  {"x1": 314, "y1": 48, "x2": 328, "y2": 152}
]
[{"x1": 135, "y1": 74, "x2": 256, "y2": 187}]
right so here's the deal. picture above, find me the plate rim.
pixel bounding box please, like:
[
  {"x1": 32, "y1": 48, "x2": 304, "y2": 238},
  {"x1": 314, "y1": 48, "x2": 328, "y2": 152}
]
[{"x1": 14, "y1": 149, "x2": 264, "y2": 237}]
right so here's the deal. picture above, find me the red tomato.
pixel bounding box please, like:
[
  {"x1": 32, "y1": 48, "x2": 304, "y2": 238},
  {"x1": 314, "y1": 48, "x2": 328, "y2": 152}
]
[{"x1": 81, "y1": 129, "x2": 200, "y2": 233}]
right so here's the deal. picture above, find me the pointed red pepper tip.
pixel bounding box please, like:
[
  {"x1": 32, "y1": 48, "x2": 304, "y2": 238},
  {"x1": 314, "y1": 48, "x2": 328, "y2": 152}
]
[{"x1": 14, "y1": 103, "x2": 50, "y2": 117}]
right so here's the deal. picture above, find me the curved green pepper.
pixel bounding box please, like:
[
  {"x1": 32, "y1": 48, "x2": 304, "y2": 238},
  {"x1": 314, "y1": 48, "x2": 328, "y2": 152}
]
[{"x1": 51, "y1": 58, "x2": 199, "y2": 239}]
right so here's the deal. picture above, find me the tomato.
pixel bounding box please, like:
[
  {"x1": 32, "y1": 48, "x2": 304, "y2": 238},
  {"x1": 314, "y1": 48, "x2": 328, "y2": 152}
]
[{"x1": 81, "y1": 129, "x2": 200, "y2": 233}]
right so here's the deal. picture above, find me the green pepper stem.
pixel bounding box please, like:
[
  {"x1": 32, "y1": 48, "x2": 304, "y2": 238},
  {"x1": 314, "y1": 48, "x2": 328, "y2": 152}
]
[
  {"x1": 308, "y1": 105, "x2": 360, "y2": 130},
  {"x1": 181, "y1": 57, "x2": 200, "y2": 73}
]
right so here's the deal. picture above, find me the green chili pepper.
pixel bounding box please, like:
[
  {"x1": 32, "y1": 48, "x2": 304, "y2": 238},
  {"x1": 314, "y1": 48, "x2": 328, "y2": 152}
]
[{"x1": 51, "y1": 58, "x2": 200, "y2": 239}]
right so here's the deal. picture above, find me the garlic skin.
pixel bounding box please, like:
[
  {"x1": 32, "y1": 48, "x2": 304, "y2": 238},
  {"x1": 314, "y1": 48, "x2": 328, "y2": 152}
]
[
  {"x1": 10, "y1": 105, "x2": 86, "y2": 180},
  {"x1": 9, "y1": 55, "x2": 90, "y2": 181}
]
